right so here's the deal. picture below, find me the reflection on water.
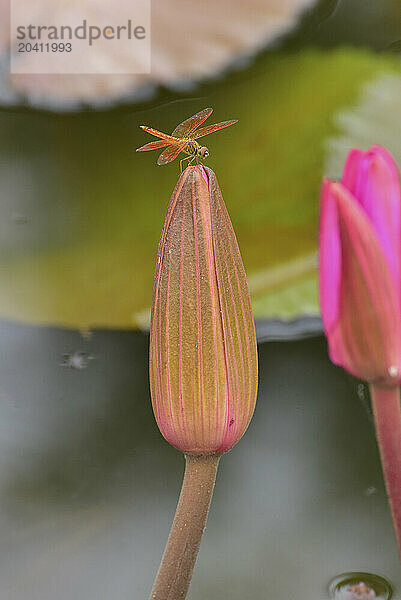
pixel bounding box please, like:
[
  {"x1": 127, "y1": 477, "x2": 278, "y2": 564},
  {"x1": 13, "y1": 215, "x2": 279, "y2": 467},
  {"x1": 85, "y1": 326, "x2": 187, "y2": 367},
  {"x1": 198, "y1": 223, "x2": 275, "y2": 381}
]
[{"x1": 0, "y1": 322, "x2": 399, "y2": 599}]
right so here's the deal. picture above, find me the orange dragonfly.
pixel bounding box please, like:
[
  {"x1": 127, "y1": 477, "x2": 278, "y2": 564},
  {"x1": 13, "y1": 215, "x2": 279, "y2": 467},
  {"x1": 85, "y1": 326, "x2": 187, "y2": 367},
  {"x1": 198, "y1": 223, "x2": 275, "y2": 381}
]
[{"x1": 136, "y1": 108, "x2": 238, "y2": 171}]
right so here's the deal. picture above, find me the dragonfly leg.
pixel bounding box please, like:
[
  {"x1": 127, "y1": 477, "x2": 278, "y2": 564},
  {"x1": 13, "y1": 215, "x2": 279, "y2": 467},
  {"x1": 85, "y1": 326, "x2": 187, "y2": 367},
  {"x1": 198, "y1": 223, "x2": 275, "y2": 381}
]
[{"x1": 180, "y1": 155, "x2": 193, "y2": 173}]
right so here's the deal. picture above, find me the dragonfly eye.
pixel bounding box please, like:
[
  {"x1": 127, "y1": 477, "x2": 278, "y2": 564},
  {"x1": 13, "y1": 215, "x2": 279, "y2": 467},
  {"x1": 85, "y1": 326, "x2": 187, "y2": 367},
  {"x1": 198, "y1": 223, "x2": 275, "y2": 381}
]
[{"x1": 199, "y1": 147, "x2": 209, "y2": 158}]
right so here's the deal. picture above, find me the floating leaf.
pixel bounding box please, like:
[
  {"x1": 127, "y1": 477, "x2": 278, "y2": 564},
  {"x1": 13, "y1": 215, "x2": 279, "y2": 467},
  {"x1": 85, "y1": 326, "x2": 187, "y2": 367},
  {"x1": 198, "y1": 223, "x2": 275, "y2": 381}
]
[
  {"x1": 0, "y1": 0, "x2": 316, "y2": 110},
  {"x1": 0, "y1": 49, "x2": 399, "y2": 329},
  {"x1": 325, "y1": 72, "x2": 401, "y2": 178}
]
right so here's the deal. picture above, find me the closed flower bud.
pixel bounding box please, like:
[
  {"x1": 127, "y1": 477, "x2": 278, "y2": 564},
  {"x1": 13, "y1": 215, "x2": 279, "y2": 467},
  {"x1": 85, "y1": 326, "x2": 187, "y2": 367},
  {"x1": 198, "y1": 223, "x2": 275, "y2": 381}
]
[
  {"x1": 319, "y1": 146, "x2": 401, "y2": 386},
  {"x1": 149, "y1": 165, "x2": 258, "y2": 454}
]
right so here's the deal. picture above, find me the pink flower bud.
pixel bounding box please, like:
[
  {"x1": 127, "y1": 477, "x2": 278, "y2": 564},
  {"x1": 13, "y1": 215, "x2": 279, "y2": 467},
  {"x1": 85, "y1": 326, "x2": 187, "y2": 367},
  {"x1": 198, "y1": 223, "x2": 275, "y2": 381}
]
[
  {"x1": 149, "y1": 166, "x2": 258, "y2": 454},
  {"x1": 319, "y1": 146, "x2": 401, "y2": 385}
]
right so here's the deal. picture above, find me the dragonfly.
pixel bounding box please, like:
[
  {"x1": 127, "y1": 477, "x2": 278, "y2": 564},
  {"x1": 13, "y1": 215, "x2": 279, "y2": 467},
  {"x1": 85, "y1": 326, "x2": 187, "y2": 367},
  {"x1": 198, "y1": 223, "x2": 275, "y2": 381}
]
[{"x1": 136, "y1": 108, "x2": 238, "y2": 171}]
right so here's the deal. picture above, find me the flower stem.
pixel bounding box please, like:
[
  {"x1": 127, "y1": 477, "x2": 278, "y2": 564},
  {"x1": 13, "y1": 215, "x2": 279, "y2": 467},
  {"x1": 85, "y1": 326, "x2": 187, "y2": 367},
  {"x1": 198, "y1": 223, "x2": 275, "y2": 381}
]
[
  {"x1": 370, "y1": 384, "x2": 401, "y2": 559},
  {"x1": 149, "y1": 453, "x2": 220, "y2": 600}
]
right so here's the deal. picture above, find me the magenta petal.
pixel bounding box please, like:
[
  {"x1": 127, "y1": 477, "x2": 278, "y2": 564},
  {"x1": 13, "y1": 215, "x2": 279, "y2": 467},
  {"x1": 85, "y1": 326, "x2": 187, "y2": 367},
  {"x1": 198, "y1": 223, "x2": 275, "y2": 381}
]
[
  {"x1": 342, "y1": 146, "x2": 401, "y2": 290},
  {"x1": 319, "y1": 178, "x2": 341, "y2": 334},
  {"x1": 330, "y1": 183, "x2": 401, "y2": 383},
  {"x1": 341, "y1": 147, "x2": 365, "y2": 194}
]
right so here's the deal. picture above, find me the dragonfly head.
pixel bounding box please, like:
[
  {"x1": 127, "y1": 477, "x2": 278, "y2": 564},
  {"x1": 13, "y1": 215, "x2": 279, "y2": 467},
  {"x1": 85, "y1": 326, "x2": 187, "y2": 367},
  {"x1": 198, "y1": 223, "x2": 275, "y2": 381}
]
[{"x1": 198, "y1": 146, "x2": 209, "y2": 159}]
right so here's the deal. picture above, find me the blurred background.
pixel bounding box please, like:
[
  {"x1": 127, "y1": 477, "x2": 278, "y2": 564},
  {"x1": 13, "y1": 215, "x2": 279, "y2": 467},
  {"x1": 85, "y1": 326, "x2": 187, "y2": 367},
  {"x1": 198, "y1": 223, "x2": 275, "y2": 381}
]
[{"x1": 0, "y1": 0, "x2": 400, "y2": 598}]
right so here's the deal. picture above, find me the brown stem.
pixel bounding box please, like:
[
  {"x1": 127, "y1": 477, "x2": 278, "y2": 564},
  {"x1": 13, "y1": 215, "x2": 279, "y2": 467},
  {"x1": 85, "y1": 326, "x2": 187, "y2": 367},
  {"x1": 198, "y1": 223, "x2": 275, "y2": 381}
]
[
  {"x1": 370, "y1": 384, "x2": 401, "y2": 560},
  {"x1": 149, "y1": 453, "x2": 220, "y2": 600}
]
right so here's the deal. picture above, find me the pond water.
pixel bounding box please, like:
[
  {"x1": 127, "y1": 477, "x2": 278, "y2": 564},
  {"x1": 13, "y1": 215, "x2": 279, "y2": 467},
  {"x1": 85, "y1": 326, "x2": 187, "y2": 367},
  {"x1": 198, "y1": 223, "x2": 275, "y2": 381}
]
[
  {"x1": 0, "y1": 323, "x2": 399, "y2": 599},
  {"x1": 0, "y1": 0, "x2": 400, "y2": 598}
]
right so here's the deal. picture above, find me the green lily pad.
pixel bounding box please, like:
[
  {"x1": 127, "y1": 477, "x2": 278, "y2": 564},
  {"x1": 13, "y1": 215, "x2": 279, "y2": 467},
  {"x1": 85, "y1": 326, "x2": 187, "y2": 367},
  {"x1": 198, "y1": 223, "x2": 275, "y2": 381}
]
[
  {"x1": 325, "y1": 72, "x2": 401, "y2": 178},
  {"x1": 0, "y1": 48, "x2": 399, "y2": 330}
]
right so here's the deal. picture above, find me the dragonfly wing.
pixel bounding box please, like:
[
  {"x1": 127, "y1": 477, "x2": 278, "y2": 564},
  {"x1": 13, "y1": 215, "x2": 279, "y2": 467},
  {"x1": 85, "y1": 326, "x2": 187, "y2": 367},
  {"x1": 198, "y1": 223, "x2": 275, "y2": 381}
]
[
  {"x1": 140, "y1": 125, "x2": 177, "y2": 144},
  {"x1": 136, "y1": 140, "x2": 170, "y2": 152},
  {"x1": 193, "y1": 120, "x2": 238, "y2": 139},
  {"x1": 171, "y1": 108, "x2": 213, "y2": 138},
  {"x1": 157, "y1": 141, "x2": 187, "y2": 165}
]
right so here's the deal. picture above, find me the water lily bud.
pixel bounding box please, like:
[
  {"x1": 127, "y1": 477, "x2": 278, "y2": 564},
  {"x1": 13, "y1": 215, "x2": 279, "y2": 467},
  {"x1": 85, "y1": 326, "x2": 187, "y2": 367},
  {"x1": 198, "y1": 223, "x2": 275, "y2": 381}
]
[
  {"x1": 319, "y1": 146, "x2": 401, "y2": 385},
  {"x1": 149, "y1": 165, "x2": 258, "y2": 454}
]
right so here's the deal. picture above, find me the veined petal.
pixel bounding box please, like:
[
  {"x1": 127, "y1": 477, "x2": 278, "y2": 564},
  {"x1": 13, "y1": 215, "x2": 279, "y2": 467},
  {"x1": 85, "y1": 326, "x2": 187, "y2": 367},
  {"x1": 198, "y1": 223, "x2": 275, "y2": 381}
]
[
  {"x1": 149, "y1": 166, "x2": 257, "y2": 453},
  {"x1": 330, "y1": 182, "x2": 401, "y2": 384},
  {"x1": 205, "y1": 167, "x2": 258, "y2": 453},
  {"x1": 342, "y1": 146, "x2": 401, "y2": 290},
  {"x1": 319, "y1": 178, "x2": 342, "y2": 336}
]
